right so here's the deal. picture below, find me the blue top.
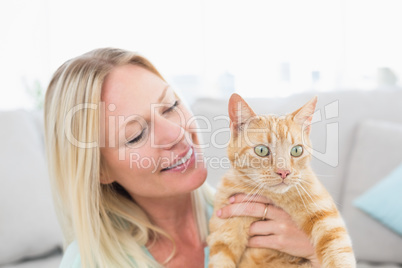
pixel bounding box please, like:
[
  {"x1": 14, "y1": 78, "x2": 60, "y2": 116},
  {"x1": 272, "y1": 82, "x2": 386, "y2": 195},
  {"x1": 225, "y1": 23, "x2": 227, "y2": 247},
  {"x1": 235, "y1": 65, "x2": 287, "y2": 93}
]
[{"x1": 60, "y1": 204, "x2": 213, "y2": 268}]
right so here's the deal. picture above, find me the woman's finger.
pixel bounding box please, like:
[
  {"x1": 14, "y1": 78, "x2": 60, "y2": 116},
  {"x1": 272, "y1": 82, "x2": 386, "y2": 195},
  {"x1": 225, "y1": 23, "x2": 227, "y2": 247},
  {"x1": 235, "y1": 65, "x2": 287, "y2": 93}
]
[
  {"x1": 248, "y1": 220, "x2": 317, "y2": 260},
  {"x1": 229, "y1": 193, "x2": 272, "y2": 204},
  {"x1": 248, "y1": 235, "x2": 283, "y2": 251},
  {"x1": 218, "y1": 202, "x2": 269, "y2": 219},
  {"x1": 218, "y1": 202, "x2": 285, "y2": 220},
  {"x1": 249, "y1": 220, "x2": 277, "y2": 236},
  {"x1": 218, "y1": 198, "x2": 292, "y2": 222}
]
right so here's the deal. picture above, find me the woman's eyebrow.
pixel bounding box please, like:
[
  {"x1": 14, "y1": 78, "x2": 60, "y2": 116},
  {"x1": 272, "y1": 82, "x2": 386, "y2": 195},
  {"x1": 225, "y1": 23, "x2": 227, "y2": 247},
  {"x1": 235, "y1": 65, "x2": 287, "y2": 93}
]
[{"x1": 157, "y1": 85, "x2": 170, "y2": 103}]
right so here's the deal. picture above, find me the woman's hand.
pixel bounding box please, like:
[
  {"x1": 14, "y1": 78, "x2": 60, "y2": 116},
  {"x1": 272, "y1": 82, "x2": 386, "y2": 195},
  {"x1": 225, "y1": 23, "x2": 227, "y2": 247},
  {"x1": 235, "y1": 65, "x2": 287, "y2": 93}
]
[{"x1": 216, "y1": 193, "x2": 321, "y2": 268}]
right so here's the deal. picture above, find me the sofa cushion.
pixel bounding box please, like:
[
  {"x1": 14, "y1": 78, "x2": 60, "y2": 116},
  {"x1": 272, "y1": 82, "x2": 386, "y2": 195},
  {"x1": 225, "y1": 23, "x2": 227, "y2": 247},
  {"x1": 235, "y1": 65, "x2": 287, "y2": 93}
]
[
  {"x1": 354, "y1": 162, "x2": 402, "y2": 236},
  {"x1": 342, "y1": 119, "x2": 402, "y2": 263},
  {"x1": 0, "y1": 110, "x2": 62, "y2": 265}
]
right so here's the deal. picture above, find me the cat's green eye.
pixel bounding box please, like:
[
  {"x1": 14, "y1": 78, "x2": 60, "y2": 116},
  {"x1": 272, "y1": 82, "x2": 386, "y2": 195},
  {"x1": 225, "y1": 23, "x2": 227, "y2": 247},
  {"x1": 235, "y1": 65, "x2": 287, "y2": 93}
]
[
  {"x1": 291, "y1": 145, "x2": 303, "y2": 157},
  {"x1": 254, "y1": 145, "x2": 270, "y2": 157}
]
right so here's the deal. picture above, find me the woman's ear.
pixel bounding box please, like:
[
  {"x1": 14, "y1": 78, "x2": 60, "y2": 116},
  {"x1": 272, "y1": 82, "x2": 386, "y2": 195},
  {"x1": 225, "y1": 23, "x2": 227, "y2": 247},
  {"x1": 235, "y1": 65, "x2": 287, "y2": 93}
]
[
  {"x1": 291, "y1": 96, "x2": 318, "y2": 135},
  {"x1": 228, "y1": 93, "x2": 256, "y2": 135}
]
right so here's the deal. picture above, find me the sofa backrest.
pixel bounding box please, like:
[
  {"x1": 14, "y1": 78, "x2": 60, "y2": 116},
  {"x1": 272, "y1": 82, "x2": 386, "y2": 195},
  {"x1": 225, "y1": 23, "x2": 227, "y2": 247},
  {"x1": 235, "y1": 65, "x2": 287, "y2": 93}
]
[{"x1": 0, "y1": 110, "x2": 63, "y2": 265}]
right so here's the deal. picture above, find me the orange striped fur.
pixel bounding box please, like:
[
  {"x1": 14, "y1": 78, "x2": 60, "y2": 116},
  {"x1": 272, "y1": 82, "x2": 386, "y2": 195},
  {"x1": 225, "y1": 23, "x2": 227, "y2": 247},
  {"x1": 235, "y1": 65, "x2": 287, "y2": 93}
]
[{"x1": 207, "y1": 94, "x2": 356, "y2": 268}]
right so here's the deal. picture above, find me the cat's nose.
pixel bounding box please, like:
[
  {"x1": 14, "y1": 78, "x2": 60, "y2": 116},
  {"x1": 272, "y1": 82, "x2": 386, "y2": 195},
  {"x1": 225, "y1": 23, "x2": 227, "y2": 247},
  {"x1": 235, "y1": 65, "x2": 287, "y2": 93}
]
[{"x1": 276, "y1": 169, "x2": 291, "y2": 179}]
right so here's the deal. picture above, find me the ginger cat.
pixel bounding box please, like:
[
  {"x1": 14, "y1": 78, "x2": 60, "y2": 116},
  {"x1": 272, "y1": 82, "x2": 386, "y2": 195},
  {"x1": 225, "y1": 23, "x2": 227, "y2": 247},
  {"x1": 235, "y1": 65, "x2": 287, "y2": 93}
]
[{"x1": 207, "y1": 94, "x2": 356, "y2": 268}]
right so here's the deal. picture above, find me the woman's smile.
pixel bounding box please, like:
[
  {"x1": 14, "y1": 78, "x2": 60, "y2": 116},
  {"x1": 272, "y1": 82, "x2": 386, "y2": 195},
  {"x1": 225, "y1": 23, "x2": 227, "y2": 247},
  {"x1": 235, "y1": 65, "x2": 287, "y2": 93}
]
[{"x1": 161, "y1": 146, "x2": 195, "y2": 172}]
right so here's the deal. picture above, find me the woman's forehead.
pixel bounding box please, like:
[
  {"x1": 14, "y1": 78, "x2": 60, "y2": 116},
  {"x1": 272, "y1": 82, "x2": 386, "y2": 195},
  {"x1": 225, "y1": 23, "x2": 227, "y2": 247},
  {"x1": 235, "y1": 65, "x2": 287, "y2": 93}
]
[{"x1": 101, "y1": 64, "x2": 170, "y2": 116}]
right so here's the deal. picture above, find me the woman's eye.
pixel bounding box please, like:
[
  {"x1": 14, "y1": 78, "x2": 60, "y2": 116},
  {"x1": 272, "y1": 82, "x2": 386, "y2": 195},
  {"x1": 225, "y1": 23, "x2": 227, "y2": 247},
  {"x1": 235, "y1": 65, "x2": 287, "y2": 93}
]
[
  {"x1": 290, "y1": 145, "x2": 303, "y2": 157},
  {"x1": 254, "y1": 145, "x2": 270, "y2": 157},
  {"x1": 163, "y1": 100, "x2": 179, "y2": 114},
  {"x1": 127, "y1": 129, "x2": 145, "y2": 144}
]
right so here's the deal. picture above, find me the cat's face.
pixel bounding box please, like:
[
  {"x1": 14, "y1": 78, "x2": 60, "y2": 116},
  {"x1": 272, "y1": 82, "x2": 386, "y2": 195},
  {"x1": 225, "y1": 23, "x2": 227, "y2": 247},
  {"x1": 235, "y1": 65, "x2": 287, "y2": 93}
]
[{"x1": 227, "y1": 94, "x2": 317, "y2": 194}]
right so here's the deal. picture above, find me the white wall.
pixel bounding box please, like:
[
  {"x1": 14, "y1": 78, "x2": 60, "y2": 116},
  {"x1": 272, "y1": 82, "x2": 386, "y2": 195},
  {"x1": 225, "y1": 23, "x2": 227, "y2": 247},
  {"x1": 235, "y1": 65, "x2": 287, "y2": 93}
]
[{"x1": 1, "y1": 0, "x2": 401, "y2": 110}]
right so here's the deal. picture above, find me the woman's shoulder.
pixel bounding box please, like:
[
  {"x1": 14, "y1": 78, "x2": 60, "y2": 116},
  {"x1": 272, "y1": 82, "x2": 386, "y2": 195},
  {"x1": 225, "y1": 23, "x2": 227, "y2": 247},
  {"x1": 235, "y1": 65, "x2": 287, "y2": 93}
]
[{"x1": 59, "y1": 241, "x2": 82, "y2": 268}]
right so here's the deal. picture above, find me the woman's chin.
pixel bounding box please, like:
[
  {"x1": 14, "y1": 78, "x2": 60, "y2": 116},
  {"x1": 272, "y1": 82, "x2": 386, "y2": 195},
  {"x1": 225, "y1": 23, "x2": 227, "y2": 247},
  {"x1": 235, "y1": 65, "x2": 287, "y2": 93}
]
[
  {"x1": 162, "y1": 163, "x2": 207, "y2": 194},
  {"x1": 193, "y1": 165, "x2": 208, "y2": 189}
]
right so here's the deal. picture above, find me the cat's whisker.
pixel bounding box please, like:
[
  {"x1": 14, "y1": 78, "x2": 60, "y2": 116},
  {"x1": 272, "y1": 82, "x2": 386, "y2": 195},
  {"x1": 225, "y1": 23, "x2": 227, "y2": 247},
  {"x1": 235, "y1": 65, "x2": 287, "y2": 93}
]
[
  {"x1": 245, "y1": 182, "x2": 265, "y2": 203},
  {"x1": 298, "y1": 178, "x2": 312, "y2": 185},
  {"x1": 243, "y1": 182, "x2": 266, "y2": 211},
  {"x1": 298, "y1": 183, "x2": 325, "y2": 218},
  {"x1": 295, "y1": 185, "x2": 310, "y2": 213},
  {"x1": 221, "y1": 183, "x2": 261, "y2": 194},
  {"x1": 299, "y1": 179, "x2": 343, "y2": 213},
  {"x1": 299, "y1": 178, "x2": 343, "y2": 208},
  {"x1": 228, "y1": 182, "x2": 264, "y2": 218},
  {"x1": 242, "y1": 191, "x2": 262, "y2": 215},
  {"x1": 228, "y1": 172, "x2": 263, "y2": 175},
  {"x1": 241, "y1": 183, "x2": 266, "y2": 222},
  {"x1": 220, "y1": 178, "x2": 259, "y2": 187},
  {"x1": 242, "y1": 186, "x2": 263, "y2": 204},
  {"x1": 295, "y1": 184, "x2": 320, "y2": 228},
  {"x1": 296, "y1": 185, "x2": 318, "y2": 218},
  {"x1": 223, "y1": 180, "x2": 257, "y2": 187}
]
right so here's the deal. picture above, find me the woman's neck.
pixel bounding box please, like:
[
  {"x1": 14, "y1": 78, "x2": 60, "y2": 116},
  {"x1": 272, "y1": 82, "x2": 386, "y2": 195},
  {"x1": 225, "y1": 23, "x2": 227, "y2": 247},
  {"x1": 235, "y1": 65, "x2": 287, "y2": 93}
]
[
  {"x1": 133, "y1": 192, "x2": 205, "y2": 267},
  {"x1": 133, "y1": 192, "x2": 197, "y2": 239}
]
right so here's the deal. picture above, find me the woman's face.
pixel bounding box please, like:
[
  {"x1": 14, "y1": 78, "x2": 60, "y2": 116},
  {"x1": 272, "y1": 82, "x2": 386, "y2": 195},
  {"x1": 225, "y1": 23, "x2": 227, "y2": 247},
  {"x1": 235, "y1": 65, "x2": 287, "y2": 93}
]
[{"x1": 100, "y1": 64, "x2": 207, "y2": 199}]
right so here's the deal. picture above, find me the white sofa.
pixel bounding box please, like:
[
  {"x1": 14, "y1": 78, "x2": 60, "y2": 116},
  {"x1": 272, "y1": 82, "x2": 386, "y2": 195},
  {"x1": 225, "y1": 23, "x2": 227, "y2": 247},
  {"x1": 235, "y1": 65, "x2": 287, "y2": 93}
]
[
  {"x1": 1, "y1": 88, "x2": 402, "y2": 267},
  {"x1": 0, "y1": 110, "x2": 63, "y2": 268}
]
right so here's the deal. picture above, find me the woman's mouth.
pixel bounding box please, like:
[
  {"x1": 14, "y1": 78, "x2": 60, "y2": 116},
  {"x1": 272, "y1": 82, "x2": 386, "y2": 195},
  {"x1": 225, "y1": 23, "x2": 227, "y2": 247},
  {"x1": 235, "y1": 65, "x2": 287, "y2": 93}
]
[{"x1": 161, "y1": 147, "x2": 194, "y2": 172}]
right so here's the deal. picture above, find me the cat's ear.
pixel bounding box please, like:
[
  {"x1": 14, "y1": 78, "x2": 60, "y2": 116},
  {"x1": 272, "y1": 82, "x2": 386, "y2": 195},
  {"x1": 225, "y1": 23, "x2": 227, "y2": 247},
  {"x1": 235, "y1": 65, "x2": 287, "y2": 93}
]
[
  {"x1": 228, "y1": 93, "x2": 256, "y2": 133},
  {"x1": 291, "y1": 96, "x2": 318, "y2": 135}
]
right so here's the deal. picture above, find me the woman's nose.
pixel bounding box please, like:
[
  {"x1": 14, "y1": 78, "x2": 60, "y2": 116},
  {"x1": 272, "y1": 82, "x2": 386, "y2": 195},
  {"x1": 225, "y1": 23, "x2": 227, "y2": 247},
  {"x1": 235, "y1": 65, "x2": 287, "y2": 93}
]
[{"x1": 152, "y1": 114, "x2": 186, "y2": 149}]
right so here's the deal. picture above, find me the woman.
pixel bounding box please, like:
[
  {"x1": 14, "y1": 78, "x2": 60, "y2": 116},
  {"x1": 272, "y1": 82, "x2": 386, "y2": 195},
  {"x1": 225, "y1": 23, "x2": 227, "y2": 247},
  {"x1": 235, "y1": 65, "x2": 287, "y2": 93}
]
[{"x1": 44, "y1": 48, "x2": 320, "y2": 267}]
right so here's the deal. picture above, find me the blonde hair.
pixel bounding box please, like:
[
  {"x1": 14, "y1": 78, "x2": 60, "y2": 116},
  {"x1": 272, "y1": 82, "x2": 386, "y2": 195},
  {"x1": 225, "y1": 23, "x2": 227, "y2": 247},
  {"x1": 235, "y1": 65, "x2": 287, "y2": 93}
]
[{"x1": 44, "y1": 48, "x2": 214, "y2": 267}]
